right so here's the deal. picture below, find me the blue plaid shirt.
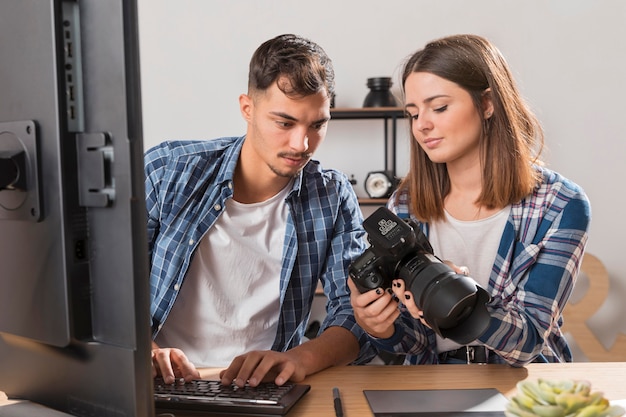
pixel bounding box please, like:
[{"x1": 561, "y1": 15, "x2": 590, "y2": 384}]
[
  {"x1": 372, "y1": 166, "x2": 591, "y2": 366},
  {"x1": 144, "y1": 136, "x2": 375, "y2": 363}
]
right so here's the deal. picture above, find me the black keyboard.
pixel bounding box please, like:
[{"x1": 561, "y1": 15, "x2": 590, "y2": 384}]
[{"x1": 153, "y1": 377, "x2": 310, "y2": 416}]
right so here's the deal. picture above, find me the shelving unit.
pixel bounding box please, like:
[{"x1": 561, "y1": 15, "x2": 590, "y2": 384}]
[{"x1": 329, "y1": 107, "x2": 406, "y2": 205}]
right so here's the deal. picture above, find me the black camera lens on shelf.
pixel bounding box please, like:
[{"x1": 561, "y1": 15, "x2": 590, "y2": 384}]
[{"x1": 349, "y1": 207, "x2": 491, "y2": 344}]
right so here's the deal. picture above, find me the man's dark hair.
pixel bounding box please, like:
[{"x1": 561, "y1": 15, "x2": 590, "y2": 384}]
[{"x1": 248, "y1": 34, "x2": 335, "y2": 100}]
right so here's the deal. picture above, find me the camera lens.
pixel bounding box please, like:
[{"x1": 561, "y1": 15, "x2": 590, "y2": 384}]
[
  {"x1": 350, "y1": 207, "x2": 491, "y2": 345},
  {"x1": 398, "y1": 254, "x2": 491, "y2": 344},
  {"x1": 423, "y1": 274, "x2": 482, "y2": 328}
]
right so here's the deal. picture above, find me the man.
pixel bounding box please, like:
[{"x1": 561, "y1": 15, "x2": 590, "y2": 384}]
[{"x1": 146, "y1": 34, "x2": 375, "y2": 388}]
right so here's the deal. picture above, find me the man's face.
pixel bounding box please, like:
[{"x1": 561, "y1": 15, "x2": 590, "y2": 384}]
[{"x1": 240, "y1": 80, "x2": 331, "y2": 179}]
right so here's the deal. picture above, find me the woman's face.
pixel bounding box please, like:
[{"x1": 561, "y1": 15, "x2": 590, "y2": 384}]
[{"x1": 404, "y1": 72, "x2": 488, "y2": 166}]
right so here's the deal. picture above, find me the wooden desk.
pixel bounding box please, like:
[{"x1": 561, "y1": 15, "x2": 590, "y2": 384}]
[
  {"x1": 253, "y1": 362, "x2": 626, "y2": 416},
  {"x1": 2, "y1": 363, "x2": 625, "y2": 416}
]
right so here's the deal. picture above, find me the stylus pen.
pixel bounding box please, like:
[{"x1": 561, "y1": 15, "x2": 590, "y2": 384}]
[{"x1": 333, "y1": 387, "x2": 344, "y2": 417}]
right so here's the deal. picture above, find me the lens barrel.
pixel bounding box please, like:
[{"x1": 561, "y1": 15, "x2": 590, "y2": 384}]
[{"x1": 398, "y1": 254, "x2": 491, "y2": 344}]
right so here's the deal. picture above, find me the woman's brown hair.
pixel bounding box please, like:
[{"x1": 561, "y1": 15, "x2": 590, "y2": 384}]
[{"x1": 397, "y1": 34, "x2": 544, "y2": 222}]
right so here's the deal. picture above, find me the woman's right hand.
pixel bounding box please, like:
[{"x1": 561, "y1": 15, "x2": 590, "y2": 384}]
[
  {"x1": 151, "y1": 342, "x2": 201, "y2": 383},
  {"x1": 348, "y1": 278, "x2": 400, "y2": 339}
]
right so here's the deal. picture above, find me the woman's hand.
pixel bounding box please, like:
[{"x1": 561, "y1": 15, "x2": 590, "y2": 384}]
[
  {"x1": 391, "y1": 261, "x2": 470, "y2": 326},
  {"x1": 348, "y1": 278, "x2": 400, "y2": 339},
  {"x1": 390, "y1": 279, "x2": 429, "y2": 326}
]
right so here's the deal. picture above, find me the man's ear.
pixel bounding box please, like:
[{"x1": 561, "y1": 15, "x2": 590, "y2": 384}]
[
  {"x1": 482, "y1": 88, "x2": 494, "y2": 119},
  {"x1": 239, "y1": 93, "x2": 253, "y2": 122}
]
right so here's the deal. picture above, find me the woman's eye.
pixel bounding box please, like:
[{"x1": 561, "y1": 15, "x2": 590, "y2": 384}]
[{"x1": 434, "y1": 105, "x2": 448, "y2": 113}]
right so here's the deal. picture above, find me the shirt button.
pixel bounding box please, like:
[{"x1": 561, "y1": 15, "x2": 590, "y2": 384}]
[
  {"x1": 214, "y1": 204, "x2": 221, "y2": 211},
  {"x1": 189, "y1": 238, "x2": 194, "y2": 246},
  {"x1": 174, "y1": 284, "x2": 180, "y2": 291},
  {"x1": 228, "y1": 182, "x2": 233, "y2": 189}
]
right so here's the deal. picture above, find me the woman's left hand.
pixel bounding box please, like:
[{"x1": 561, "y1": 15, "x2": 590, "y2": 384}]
[
  {"x1": 391, "y1": 261, "x2": 469, "y2": 326},
  {"x1": 391, "y1": 279, "x2": 429, "y2": 326}
]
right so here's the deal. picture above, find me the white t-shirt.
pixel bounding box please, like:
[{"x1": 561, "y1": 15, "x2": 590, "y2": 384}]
[
  {"x1": 427, "y1": 206, "x2": 510, "y2": 353},
  {"x1": 154, "y1": 183, "x2": 291, "y2": 367}
]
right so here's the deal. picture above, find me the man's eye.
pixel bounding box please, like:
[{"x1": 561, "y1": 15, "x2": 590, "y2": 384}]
[{"x1": 312, "y1": 121, "x2": 327, "y2": 130}]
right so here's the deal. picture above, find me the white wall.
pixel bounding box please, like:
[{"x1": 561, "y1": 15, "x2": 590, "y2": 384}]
[{"x1": 138, "y1": 0, "x2": 626, "y2": 352}]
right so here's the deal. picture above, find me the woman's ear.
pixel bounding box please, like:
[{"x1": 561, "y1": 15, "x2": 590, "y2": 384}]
[{"x1": 482, "y1": 88, "x2": 494, "y2": 119}]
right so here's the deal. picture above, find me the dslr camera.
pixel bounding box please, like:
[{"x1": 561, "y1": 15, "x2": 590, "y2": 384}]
[{"x1": 349, "y1": 207, "x2": 491, "y2": 344}]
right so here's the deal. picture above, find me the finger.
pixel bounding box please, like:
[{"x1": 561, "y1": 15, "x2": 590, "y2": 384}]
[
  {"x1": 379, "y1": 300, "x2": 401, "y2": 324},
  {"x1": 347, "y1": 277, "x2": 358, "y2": 294},
  {"x1": 398, "y1": 291, "x2": 430, "y2": 328},
  {"x1": 360, "y1": 290, "x2": 396, "y2": 319},
  {"x1": 392, "y1": 279, "x2": 424, "y2": 319},
  {"x1": 246, "y1": 354, "x2": 279, "y2": 387},
  {"x1": 153, "y1": 349, "x2": 176, "y2": 384},
  {"x1": 272, "y1": 361, "x2": 298, "y2": 386},
  {"x1": 249, "y1": 354, "x2": 294, "y2": 387},
  {"x1": 348, "y1": 279, "x2": 385, "y2": 307},
  {"x1": 360, "y1": 294, "x2": 400, "y2": 336},
  {"x1": 443, "y1": 260, "x2": 457, "y2": 270},
  {"x1": 220, "y1": 355, "x2": 246, "y2": 386},
  {"x1": 402, "y1": 291, "x2": 423, "y2": 318},
  {"x1": 443, "y1": 260, "x2": 470, "y2": 276},
  {"x1": 170, "y1": 350, "x2": 200, "y2": 381},
  {"x1": 391, "y1": 279, "x2": 406, "y2": 300},
  {"x1": 231, "y1": 353, "x2": 264, "y2": 388}
]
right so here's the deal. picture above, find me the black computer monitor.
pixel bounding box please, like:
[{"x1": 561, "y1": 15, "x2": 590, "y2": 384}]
[{"x1": 0, "y1": 0, "x2": 154, "y2": 416}]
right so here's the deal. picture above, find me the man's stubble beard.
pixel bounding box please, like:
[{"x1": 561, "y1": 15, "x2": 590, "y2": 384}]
[{"x1": 269, "y1": 152, "x2": 312, "y2": 178}]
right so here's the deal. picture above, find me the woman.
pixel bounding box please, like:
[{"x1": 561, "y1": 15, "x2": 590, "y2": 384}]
[{"x1": 349, "y1": 34, "x2": 591, "y2": 366}]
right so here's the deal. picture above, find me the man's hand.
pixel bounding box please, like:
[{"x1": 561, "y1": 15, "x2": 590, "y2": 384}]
[
  {"x1": 219, "y1": 326, "x2": 359, "y2": 388},
  {"x1": 219, "y1": 350, "x2": 305, "y2": 388},
  {"x1": 348, "y1": 278, "x2": 400, "y2": 339},
  {"x1": 151, "y1": 343, "x2": 201, "y2": 384}
]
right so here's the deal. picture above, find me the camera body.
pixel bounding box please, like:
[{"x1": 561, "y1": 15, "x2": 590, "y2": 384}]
[{"x1": 349, "y1": 207, "x2": 491, "y2": 344}]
